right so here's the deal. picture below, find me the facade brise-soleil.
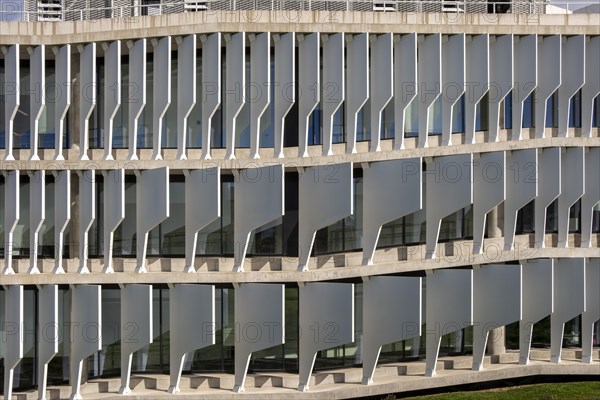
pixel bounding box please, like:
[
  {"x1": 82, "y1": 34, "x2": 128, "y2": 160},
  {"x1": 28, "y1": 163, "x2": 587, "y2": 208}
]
[{"x1": 1, "y1": 9, "x2": 600, "y2": 400}]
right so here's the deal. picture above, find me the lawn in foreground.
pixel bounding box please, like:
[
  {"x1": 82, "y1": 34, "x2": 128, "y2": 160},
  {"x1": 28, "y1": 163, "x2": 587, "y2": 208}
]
[{"x1": 403, "y1": 381, "x2": 600, "y2": 399}]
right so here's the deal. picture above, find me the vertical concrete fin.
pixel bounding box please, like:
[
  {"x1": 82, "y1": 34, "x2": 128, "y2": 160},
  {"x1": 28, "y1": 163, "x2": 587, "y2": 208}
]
[
  {"x1": 38, "y1": 285, "x2": 59, "y2": 400},
  {"x1": 581, "y1": 148, "x2": 600, "y2": 247},
  {"x1": 473, "y1": 152, "x2": 505, "y2": 254},
  {"x1": 224, "y1": 32, "x2": 246, "y2": 160},
  {"x1": 534, "y1": 148, "x2": 561, "y2": 248},
  {"x1": 168, "y1": 284, "x2": 215, "y2": 393},
  {"x1": 127, "y1": 38, "x2": 146, "y2": 160},
  {"x1": 29, "y1": 170, "x2": 45, "y2": 273},
  {"x1": 558, "y1": 147, "x2": 584, "y2": 247},
  {"x1": 234, "y1": 284, "x2": 285, "y2": 392},
  {"x1": 362, "y1": 158, "x2": 422, "y2": 265},
  {"x1": 298, "y1": 163, "x2": 353, "y2": 271},
  {"x1": 273, "y1": 32, "x2": 295, "y2": 158},
  {"x1": 394, "y1": 33, "x2": 418, "y2": 150},
  {"x1": 249, "y1": 32, "x2": 271, "y2": 159},
  {"x1": 200, "y1": 33, "x2": 221, "y2": 160},
  {"x1": 2, "y1": 285, "x2": 23, "y2": 400},
  {"x1": 53, "y1": 170, "x2": 70, "y2": 274},
  {"x1": 136, "y1": 167, "x2": 169, "y2": 272},
  {"x1": 535, "y1": 35, "x2": 561, "y2": 139},
  {"x1": 425, "y1": 154, "x2": 473, "y2": 259},
  {"x1": 79, "y1": 43, "x2": 96, "y2": 160},
  {"x1": 488, "y1": 34, "x2": 513, "y2": 143},
  {"x1": 581, "y1": 258, "x2": 600, "y2": 363},
  {"x1": 54, "y1": 44, "x2": 71, "y2": 160},
  {"x1": 3, "y1": 44, "x2": 19, "y2": 160},
  {"x1": 176, "y1": 34, "x2": 197, "y2": 160},
  {"x1": 425, "y1": 269, "x2": 473, "y2": 377},
  {"x1": 30, "y1": 44, "x2": 45, "y2": 160},
  {"x1": 152, "y1": 36, "x2": 171, "y2": 160},
  {"x1": 322, "y1": 33, "x2": 345, "y2": 156},
  {"x1": 184, "y1": 168, "x2": 220, "y2": 272},
  {"x1": 119, "y1": 284, "x2": 153, "y2": 394},
  {"x1": 370, "y1": 33, "x2": 393, "y2": 152},
  {"x1": 558, "y1": 35, "x2": 585, "y2": 137},
  {"x1": 504, "y1": 149, "x2": 538, "y2": 251},
  {"x1": 345, "y1": 33, "x2": 369, "y2": 154},
  {"x1": 465, "y1": 34, "x2": 490, "y2": 144},
  {"x1": 103, "y1": 169, "x2": 125, "y2": 273},
  {"x1": 441, "y1": 34, "x2": 466, "y2": 146},
  {"x1": 417, "y1": 33, "x2": 441, "y2": 148},
  {"x1": 2, "y1": 170, "x2": 19, "y2": 274},
  {"x1": 298, "y1": 283, "x2": 354, "y2": 391},
  {"x1": 550, "y1": 258, "x2": 586, "y2": 363},
  {"x1": 520, "y1": 259, "x2": 554, "y2": 365},
  {"x1": 103, "y1": 40, "x2": 121, "y2": 160},
  {"x1": 512, "y1": 35, "x2": 537, "y2": 141},
  {"x1": 233, "y1": 164, "x2": 284, "y2": 272},
  {"x1": 472, "y1": 264, "x2": 522, "y2": 371},
  {"x1": 78, "y1": 170, "x2": 96, "y2": 273},
  {"x1": 581, "y1": 36, "x2": 600, "y2": 138},
  {"x1": 362, "y1": 277, "x2": 422, "y2": 385},
  {"x1": 298, "y1": 33, "x2": 320, "y2": 157}
]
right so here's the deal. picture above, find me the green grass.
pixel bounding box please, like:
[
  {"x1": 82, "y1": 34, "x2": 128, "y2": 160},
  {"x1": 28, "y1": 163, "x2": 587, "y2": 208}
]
[{"x1": 398, "y1": 382, "x2": 600, "y2": 400}]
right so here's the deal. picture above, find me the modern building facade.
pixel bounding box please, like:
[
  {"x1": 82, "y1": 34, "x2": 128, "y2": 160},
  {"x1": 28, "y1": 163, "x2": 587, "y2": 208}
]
[{"x1": 0, "y1": 4, "x2": 599, "y2": 400}]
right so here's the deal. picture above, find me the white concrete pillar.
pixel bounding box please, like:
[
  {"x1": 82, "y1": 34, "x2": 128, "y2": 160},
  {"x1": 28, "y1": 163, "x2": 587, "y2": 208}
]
[
  {"x1": 184, "y1": 168, "x2": 220, "y2": 272},
  {"x1": 2, "y1": 170, "x2": 19, "y2": 274},
  {"x1": 346, "y1": 33, "x2": 369, "y2": 154},
  {"x1": 362, "y1": 276, "x2": 421, "y2": 384},
  {"x1": 102, "y1": 169, "x2": 125, "y2": 273},
  {"x1": 200, "y1": 33, "x2": 221, "y2": 160},
  {"x1": 233, "y1": 165, "x2": 284, "y2": 272},
  {"x1": 465, "y1": 34, "x2": 489, "y2": 144},
  {"x1": 504, "y1": 149, "x2": 538, "y2": 250},
  {"x1": 37, "y1": 284, "x2": 59, "y2": 400},
  {"x1": 53, "y1": 170, "x2": 70, "y2": 274},
  {"x1": 298, "y1": 163, "x2": 353, "y2": 271},
  {"x1": 441, "y1": 34, "x2": 465, "y2": 146},
  {"x1": 581, "y1": 258, "x2": 600, "y2": 363},
  {"x1": 417, "y1": 34, "x2": 442, "y2": 148},
  {"x1": 224, "y1": 32, "x2": 246, "y2": 160},
  {"x1": 168, "y1": 284, "x2": 215, "y2": 393},
  {"x1": 425, "y1": 154, "x2": 473, "y2": 259},
  {"x1": 273, "y1": 33, "x2": 295, "y2": 158},
  {"x1": 234, "y1": 283, "x2": 285, "y2": 392},
  {"x1": 520, "y1": 259, "x2": 553, "y2": 365},
  {"x1": 102, "y1": 40, "x2": 121, "y2": 160},
  {"x1": 558, "y1": 36, "x2": 585, "y2": 137},
  {"x1": 298, "y1": 33, "x2": 320, "y2": 157},
  {"x1": 488, "y1": 35, "x2": 513, "y2": 143},
  {"x1": 472, "y1": 152, "x2": 505, "y2": 254},
  {"x1": 512, "y1": 35, "x2": 537, "y2": 141},
  {"x1": 370, "y1": 33, "x2": 393, "y2": 152},
  {"x1": 176, "y1": 35, "x2": 197, "y2": 160},
  {"x1": 394, "y1": 33, "x2": 417, "y2": 150},
  {"x1": 535, "y1": 35, "x2": 561, "y2": 139},
  {"x1": 298, "y1": 283, "x2": 354, "y2": 391},
  {"x1": 29, "y1": 44, "x2": 45, "y2": 160},
  {"x1": 425, "y1": 269, "x2": 473, "y2": 377},
  {"x1": 362, "y1": 158, "x2": 422, "y2": 265},
  {"x1": 558, "y1": 147, "x2": 584, "y2": 247},
  {"x1": 152, "y1": 36, "x2": 171, "y2": 160},
  {"x1": 551, "y1": 258, "x2": 586, "y2": 363},
  {"x1": 28, "y1": 170, "x2": 45, "y2": 274},
  {"x1": 119, "y1": 284, "x2": 153, "y2": 394},
  {"x1": 322, "y1": 33, "x2": 345, "y2": 156},
  {"x1": 127, "y1": 39, "x2": 146, "y2": 160},
  {"x1": 53, "y1": 44, "x2": 71, "y2": 160},
  {"x1": 79, "y1": 43, "x2": 96, "y2": 160},
  {"x1": 70, "y1": 285, "x2": 102, "y2": 400},
  {"x1": 136, "y1": 167, "x2": 169, "y2": 272},
  {"x1": 249, "y1": 32, "x2": 271, "y2": 159},
  {"x1": 472, "y1": 264, "x2": 521, "y2": 371},
  {"x1": 3, "y1": 44, "x2": 19, "y2": 161},
  {"x1": 2, "y1": 285, "x2": 23, "y2": 400},
  {"x1": 534, "y1": 148, "x2": 561, "y2": 248},
  {"x1": 78, "y1": 170, "x2": 95, "y2": 273},
  {"x1": 581, "y1": 36, "x2": 600, "y2": 138},
  {"x1": 581, "y1": 147, "x2": 600, "y2": 248}
]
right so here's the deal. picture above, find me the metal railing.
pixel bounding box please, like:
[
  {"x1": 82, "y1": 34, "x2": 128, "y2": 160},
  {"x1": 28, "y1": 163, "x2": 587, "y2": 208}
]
[{"x1": 0, "y1": 0, "x2": 597, "y2": 22}]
